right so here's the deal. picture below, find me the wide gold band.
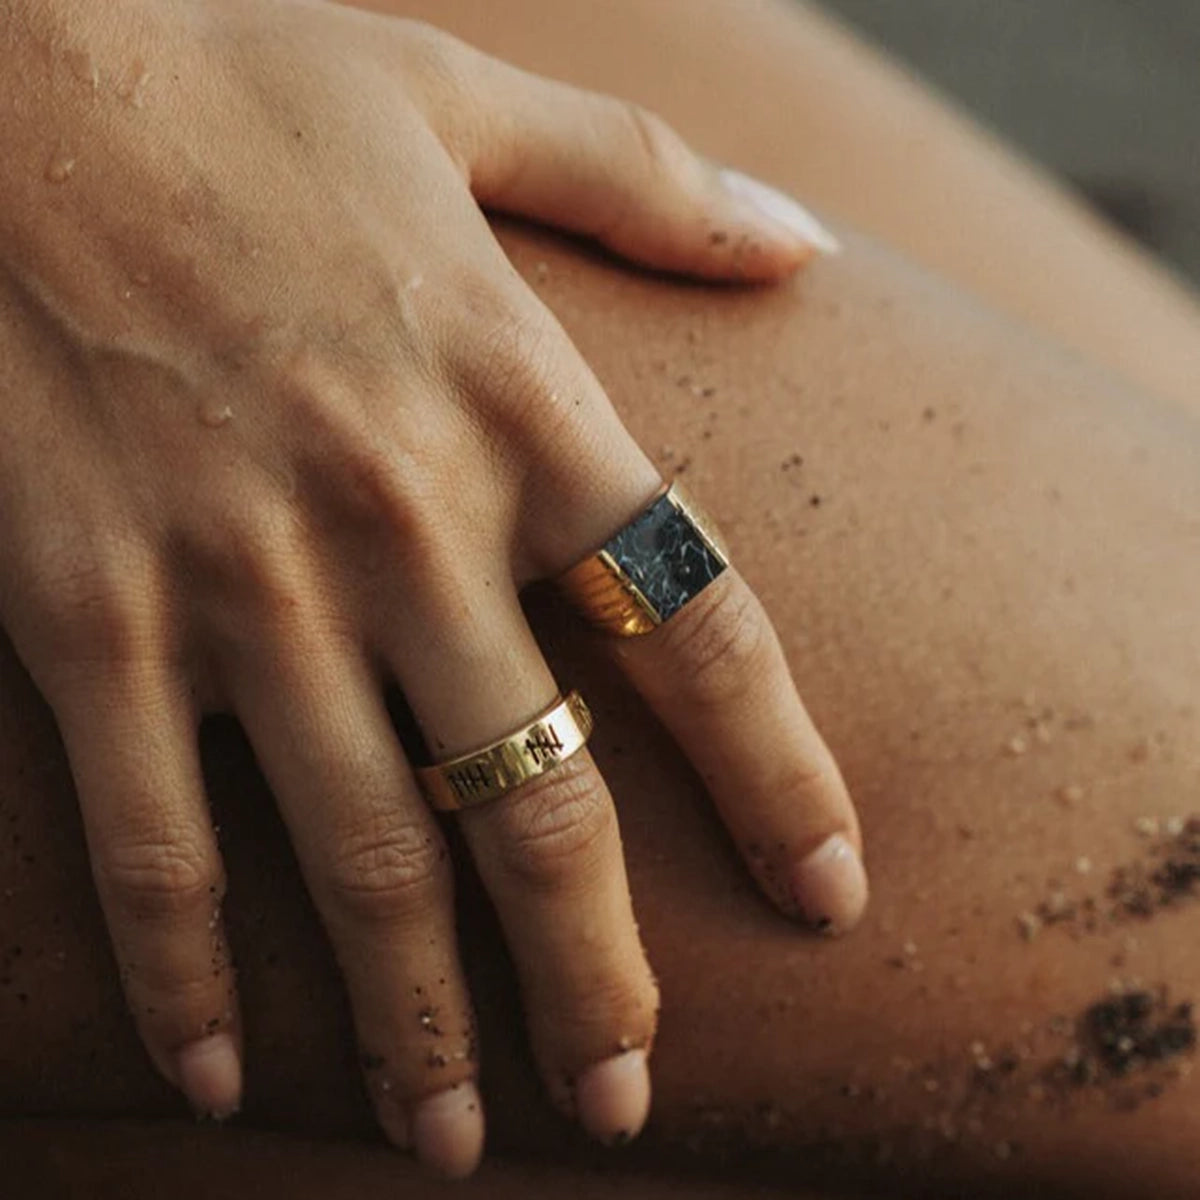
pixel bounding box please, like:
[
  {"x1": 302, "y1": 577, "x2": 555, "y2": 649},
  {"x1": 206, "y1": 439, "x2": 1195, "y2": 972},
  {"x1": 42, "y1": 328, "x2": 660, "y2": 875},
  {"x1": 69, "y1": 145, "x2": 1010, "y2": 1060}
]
[
  {"x1": 417, "y1": 691, "x2": 593, "y2": 812},
  {"x1": 558, "y1": 550, "x2": 660, "y2": 636},
  {"x1": 557, "y1": 481, "x2": 729, "y2": 637}
]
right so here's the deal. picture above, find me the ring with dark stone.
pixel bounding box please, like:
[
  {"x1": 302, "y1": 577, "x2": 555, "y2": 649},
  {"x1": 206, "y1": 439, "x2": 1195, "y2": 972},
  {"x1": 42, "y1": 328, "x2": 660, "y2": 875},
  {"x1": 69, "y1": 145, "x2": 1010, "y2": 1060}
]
[{"x1": 556, "y1": 482, "x2": 729, "y2": 636}]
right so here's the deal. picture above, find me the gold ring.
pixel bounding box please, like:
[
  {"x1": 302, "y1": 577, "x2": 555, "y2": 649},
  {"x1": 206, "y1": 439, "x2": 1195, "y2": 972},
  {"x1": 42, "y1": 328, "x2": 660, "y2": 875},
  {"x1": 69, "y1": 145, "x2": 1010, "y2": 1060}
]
[
  {"x1": 417, "y1": 691, "x2": 594, "y2": 811},
  {"x1": 556, "y1": 480, "x2": 729, "y2": 637}
]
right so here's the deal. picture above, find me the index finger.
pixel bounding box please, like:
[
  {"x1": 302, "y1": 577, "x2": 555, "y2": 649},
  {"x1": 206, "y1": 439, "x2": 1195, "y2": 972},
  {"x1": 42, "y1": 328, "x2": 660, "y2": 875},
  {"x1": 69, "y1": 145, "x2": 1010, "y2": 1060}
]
[{"x1": 559, "y1": 489, "x2": 867, "y2": 934}]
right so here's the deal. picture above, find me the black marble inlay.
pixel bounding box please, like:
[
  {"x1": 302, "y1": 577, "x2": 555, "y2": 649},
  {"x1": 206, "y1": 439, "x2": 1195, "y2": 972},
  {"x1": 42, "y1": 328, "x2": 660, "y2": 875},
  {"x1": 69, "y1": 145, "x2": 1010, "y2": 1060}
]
[{"x1": 606, "y1": 492, "x2": 726, "y2": 622}]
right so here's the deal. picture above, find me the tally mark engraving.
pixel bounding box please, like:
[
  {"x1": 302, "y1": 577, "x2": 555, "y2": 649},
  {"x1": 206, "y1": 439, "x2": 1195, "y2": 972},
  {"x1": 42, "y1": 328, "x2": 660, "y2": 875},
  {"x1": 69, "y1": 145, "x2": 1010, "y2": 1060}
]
[
  {"x1": 448, "y1": 761, "x2": 493, "y2": 800},
  {"x1": 523, "y1": 723, "x2": 565, "y2": 766}
]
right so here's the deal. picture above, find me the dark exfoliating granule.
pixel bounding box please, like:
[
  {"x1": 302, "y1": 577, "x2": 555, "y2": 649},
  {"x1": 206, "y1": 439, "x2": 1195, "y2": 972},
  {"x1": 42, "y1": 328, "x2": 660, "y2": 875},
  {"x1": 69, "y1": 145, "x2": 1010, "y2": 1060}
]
[
  {"x1": 418, "y1": 1006, "x2": 444, "y2": 1036},
  {"x1": 1019, "y1": 815, "x2": 1200, "y2": 941},
  {"x1": 1045, "y1": 987, "x2": 1197, "y2": 1096},
  {"x1": 1084, "y1": 990, "x2": 1195, "y2": 1076},
  {"x1": 1109, "y1": 819, "x2": 1200, "y2": 919},
  {"x1": 1151, "y1": 817, "x2": 1200, "y2": 900}
]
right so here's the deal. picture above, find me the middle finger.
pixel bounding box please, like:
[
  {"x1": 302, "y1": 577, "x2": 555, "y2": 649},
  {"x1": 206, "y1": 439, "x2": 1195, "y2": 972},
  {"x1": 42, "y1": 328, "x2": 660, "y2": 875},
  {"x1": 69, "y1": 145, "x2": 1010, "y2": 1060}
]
[{"x1": 384, "y1": 569, "x2": 659, "y2": 1146}]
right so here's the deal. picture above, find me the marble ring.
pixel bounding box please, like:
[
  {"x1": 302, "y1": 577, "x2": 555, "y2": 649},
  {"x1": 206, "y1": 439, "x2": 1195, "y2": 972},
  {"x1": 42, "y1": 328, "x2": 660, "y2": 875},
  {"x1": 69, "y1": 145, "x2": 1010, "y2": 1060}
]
[{"x1": 556, "y1": 481, "x2": 729, "y2": 636}]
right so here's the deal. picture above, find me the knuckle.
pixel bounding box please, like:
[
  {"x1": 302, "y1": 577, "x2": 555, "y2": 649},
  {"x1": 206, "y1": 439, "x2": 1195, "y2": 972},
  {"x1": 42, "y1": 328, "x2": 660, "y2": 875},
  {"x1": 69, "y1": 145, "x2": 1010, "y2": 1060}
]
[
  {"x1": 464, "y1": 298, "x2": 553, "y2": 398},
  {"x1": 594, "y1": 100, "x2": 703, "y2": 246},
  {"x1": 129, "y1": 970, "x2": 238, "y2": 1054},
  {"x1": 393, "y1": 20, "x2": 472, "y2": 92},
  {"x1": 182, "y1": 502, "x2": 308, "y2": 628},
  {"x1": 332, "y1": 431, "x2": 435, "y2": 552},
  {"x1": 773, "y1": 751, "x2": 842, "y2": 807},
  {"x1": 497, "y1": 757, "x2": 616, "y2": 893},
  {"x1": 126, "y1": 953, "x2": 233, "y2": 1020},
  {"x1": 26, "y1": 541, "x2": 156, "y2": 673},
  {"x1": 557, "y1": 970, "x2": 660, "y2": 1058},
  {"x1": 323, "y1": 811, "x2": 449, "y2": 925},
  {"x1": 100, "y1": 836, "x2": 221, "y2": 923},
  {"x1": 655, "y1": 579, "x2": 773, "y2": 711},
  {"x1": 389, "y1": 21, "x2": 491, "y2": 153},
  {"x1": 214, "y1": 516, "x2": 292, "y2": 592},
  {"x1": 454, "y1": 299, "x2": 582, "y2": 450},
  {"x1": 277, "y1": 359, "x2": 450, "y2": 567},
  {"x1": 614, "y1": 100, "x2": 692, "y2": 186},
  {"x1": 54, "y1": 586, "x2": 146, "y2": 665}
]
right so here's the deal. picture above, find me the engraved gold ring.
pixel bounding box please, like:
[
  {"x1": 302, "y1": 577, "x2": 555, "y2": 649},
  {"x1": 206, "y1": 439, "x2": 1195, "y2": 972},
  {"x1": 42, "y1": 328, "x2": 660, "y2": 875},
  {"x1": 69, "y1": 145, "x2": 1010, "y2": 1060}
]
[{"x1": 417, "y1": 691, "x2": 594, "y2": 811}]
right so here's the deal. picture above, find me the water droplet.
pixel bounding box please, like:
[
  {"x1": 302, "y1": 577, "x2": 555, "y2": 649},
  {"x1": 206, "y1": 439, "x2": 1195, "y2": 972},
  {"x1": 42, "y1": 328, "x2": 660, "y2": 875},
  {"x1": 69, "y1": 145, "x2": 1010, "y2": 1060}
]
[
  {"x1": 116, "y1": 61, "x2": 151, "y2": 109},
  {"x1": 198, "y1": 400, "x2": 234, "y2": 429},
  {"x1": 64, "y1": 49, "x2": 100, "y2": 92},
  {"x1": 45, "y1": 148, "x2": 76, "y2": 185}
]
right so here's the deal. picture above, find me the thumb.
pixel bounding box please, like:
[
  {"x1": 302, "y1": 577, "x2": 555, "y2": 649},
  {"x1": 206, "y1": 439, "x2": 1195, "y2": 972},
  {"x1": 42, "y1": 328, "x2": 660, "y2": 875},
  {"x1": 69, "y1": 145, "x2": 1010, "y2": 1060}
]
[{"x1": 448, "y1": 59, "x2": 840, "y2": 282}]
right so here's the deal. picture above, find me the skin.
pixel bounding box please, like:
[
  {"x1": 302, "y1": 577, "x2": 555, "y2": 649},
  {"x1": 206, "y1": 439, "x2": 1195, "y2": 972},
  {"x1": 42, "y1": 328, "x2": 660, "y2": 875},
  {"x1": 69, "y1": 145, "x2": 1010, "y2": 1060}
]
[
  {"x1": 402, "y1": 0, "x2": 1200, "y2": 417},
  {"x1": 7, "y1": 206, "x2": 1200, "y2": 1200},
  {"x1": 5, "y1": 0, "x2": 1200, "y2": 1197},
  {"x1": 6, "y1": 212, "x2": 1200, "y2": 1200},
  {"x1": 0, "y1": 0, "x2": 866, "y2": 1176}
]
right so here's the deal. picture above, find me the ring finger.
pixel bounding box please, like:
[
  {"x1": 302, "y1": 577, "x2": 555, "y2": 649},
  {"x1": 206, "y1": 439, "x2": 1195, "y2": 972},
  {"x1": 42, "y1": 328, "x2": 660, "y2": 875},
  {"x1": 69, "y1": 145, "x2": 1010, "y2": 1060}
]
[{"x1": 224, "y1": 627, "x2": 483, "y2": 1179}]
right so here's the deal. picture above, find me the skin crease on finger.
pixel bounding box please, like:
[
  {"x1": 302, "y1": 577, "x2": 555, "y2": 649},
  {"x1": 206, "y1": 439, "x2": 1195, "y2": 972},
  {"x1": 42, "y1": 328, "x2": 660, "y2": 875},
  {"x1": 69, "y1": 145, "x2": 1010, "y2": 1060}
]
[
  {"x1": 0, "y1": 0, "x2": 856, "y2": 1181},
  {"x1": 2, "y1": 0, "x2": 1200, "y2": 1195},
  {"x1": 4, "y1": 219, "x2": 1200, "y2": 1199}
]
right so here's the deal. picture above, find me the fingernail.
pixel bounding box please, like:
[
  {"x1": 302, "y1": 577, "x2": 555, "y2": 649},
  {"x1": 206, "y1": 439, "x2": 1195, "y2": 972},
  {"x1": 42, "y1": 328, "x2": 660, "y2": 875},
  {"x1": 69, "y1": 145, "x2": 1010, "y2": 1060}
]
[
  {"x1": 411, "y1": 1082, "x2": 485, "y2": 1180},
  {"x1": 575, "y1": 1049, "x2": 651, "y2": 1146},
  {"x1": 719, "y1": 168, "x2": 842, "y2": 254},
  {"x1": 792, "y1": 833, "x2": 868, "y2": 934},
  {"x1": 177, "y1": 1032, "x2": 241, "y2": 1120}
]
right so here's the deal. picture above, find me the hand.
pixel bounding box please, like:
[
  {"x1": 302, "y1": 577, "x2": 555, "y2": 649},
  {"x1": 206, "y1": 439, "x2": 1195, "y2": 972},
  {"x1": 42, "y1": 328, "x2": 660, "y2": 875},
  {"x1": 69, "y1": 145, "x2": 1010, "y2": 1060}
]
[{"x1": 0, "y1": 0, "x2": 862, "y2": 1177}]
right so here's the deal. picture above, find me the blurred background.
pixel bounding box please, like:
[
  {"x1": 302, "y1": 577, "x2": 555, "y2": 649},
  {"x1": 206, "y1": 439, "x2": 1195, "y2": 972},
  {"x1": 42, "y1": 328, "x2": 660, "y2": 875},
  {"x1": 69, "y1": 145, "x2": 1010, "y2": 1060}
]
[{"x1": 820, "y1": 0, "x2": 1200, "y2": 287}]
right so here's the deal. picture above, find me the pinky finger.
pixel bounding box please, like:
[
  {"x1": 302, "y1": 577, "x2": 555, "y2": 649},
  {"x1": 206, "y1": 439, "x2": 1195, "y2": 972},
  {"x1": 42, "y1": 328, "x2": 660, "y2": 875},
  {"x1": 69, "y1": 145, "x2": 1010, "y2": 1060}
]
[{"x1": 49, "y1": 662, "x2": 242, "y2": 1118}]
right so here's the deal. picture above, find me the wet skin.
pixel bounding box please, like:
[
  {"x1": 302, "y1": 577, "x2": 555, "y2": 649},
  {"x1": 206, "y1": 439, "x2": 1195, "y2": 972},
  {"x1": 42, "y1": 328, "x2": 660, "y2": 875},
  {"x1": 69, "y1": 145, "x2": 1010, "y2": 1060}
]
[
  {"x1": 4, "y1": 0, "x2": 1200, "y2": 1196},
  {"x1": 4, "y1": 223, "x2": 1200, "y2": 1198}
]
